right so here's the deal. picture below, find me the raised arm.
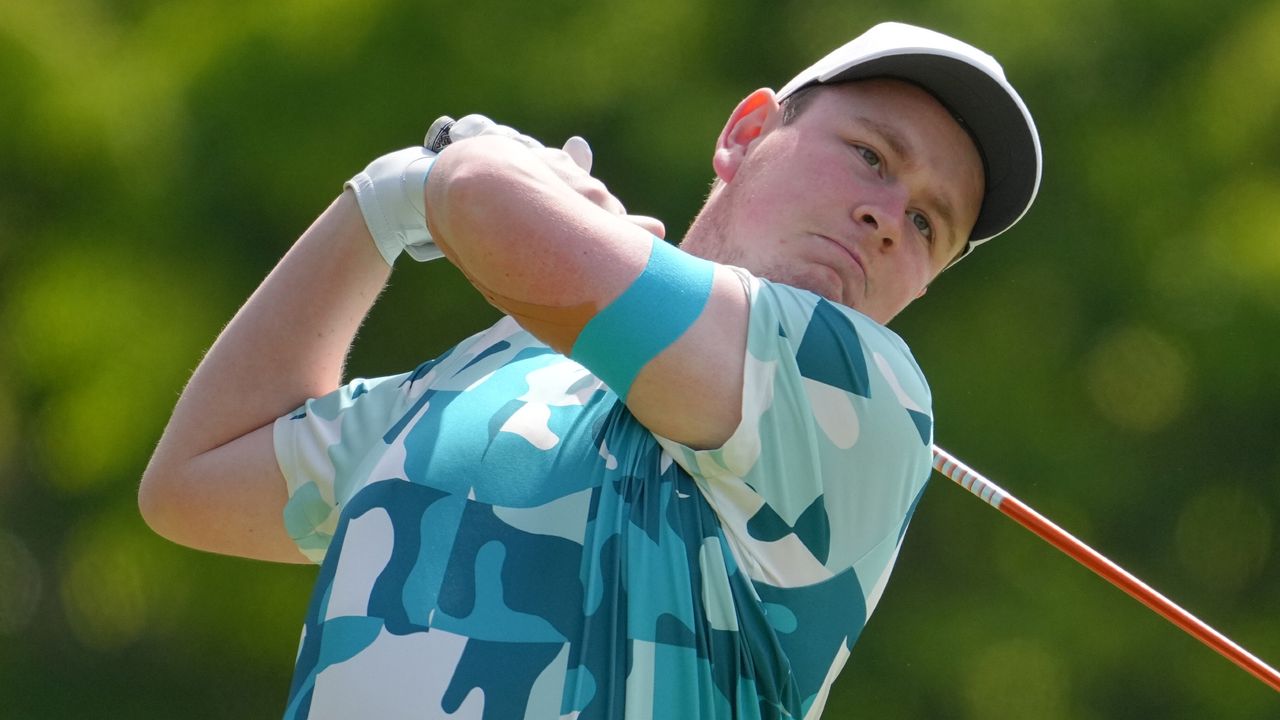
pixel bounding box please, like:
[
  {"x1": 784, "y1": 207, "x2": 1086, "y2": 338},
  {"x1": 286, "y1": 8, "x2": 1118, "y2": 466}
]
[
  {"x1": 426, "y1": 135, "x2": 749, "y2": 449},
  {"x1": 140, "y1": 121, "x2": 748, "y2": 564},
  {"x1": 139, "y1": 117, "x2": 572, "y2": 562},
  {"x1": 139, "y1": 191, "x2": 389, "y2": 563}
]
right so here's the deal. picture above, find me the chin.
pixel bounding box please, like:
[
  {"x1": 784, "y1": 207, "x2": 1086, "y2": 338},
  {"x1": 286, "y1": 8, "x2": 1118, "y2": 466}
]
[
  {"x1": 815, "y1": 286, "x2": 846, "y2": 305},
  {"x1": 793, "y1": 268, "x2": 848, "y2": 306},
  {"x1": 753, "y1": 258, "x2": 857, "y2": 305}
]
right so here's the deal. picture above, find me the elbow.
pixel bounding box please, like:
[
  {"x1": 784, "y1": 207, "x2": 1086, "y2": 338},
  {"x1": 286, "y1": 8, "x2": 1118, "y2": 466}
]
[
  {"x1": 137, "y1": 463, "x2": 167, "y2": 537},
  {"x1": 137, "y1": 459, "x2": 185, "y2": 545},
  {"x1": 426, "y1": 135, "x2": 547, "y2": 256}
]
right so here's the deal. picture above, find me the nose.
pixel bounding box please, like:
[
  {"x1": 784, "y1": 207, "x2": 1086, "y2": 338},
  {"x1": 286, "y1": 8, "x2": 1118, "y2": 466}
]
[{"x1": 855, "y1": 191, "x2": 907, "y2": 250}]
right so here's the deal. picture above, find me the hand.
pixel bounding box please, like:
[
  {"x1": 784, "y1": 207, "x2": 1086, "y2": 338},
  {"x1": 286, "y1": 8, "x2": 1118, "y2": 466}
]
[
  {"x1": 346, "y1": 114, "x2": 568, "y2": 266},
  {"x1": 345, "y1": 144, "x2": 442, "y2": 265},
  {"x1": 348, "y1": 115, "x2": 666, "y2": 268},
  {"x1": 429, "y1": 115, "x2": 592, "y2": 172},
  {"x1": 435, "y1": 116, "x2": 665, "y2": 239}
]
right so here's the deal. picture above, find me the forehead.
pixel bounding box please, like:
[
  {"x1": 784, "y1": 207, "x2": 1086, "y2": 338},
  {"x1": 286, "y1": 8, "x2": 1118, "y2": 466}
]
[{"x1": 800, "y1": 78, "x2": 976, "y2": 155}]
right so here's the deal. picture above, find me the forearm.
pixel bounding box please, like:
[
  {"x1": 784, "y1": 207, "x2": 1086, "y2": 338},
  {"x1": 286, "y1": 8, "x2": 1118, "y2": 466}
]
[
  {"x1": 427, "y1": 136, "x2": 651, "y2": 352},
  {"x1": 426, "y1": 136, "x2": 746, "y2": 449},
  {"x1": 146, "y1": 190, "x2": 388, "y2": 485}
]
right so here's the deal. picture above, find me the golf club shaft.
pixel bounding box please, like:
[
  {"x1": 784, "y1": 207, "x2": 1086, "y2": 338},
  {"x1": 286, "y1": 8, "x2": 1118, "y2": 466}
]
[{"x1": 931, "y1": 445, "x2": 1280, "y2": 693}]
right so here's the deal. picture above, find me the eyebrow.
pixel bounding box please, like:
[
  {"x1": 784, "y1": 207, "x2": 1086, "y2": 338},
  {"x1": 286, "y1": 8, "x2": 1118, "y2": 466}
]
[{"x1": 854, "y1": 115, "x2": 963, "y2": 249}]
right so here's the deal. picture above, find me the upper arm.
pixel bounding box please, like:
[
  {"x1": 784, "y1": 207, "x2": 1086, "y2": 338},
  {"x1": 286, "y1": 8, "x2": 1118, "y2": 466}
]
[
  {"x1": 141, "y1": 371, "x2": 415, "y2": 565},
  {"x1": 426, "y1": 136, "x2": 748, "y2": 448},
  {"x1": 140, "y1": 423, "x2": 308, "y2": 564}
]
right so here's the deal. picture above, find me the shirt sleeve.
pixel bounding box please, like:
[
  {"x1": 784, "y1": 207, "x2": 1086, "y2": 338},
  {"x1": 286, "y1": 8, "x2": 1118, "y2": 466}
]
[
  {"x1": 273, "y1": 370, "x2": 419, "y2": 563},
  {"x1": 655, "y1": 270, "x2": 934, "y2": 600}
]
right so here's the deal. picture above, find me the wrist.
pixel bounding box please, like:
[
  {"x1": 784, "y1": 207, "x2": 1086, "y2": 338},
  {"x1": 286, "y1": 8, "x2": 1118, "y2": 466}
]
[{"x1": 344, "y1": 147, "x2": 441, "y2": 267}]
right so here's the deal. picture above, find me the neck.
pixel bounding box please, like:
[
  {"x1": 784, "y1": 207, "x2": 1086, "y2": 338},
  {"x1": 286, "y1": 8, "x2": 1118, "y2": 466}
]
[{"x1": 676, "y1": 184, "x2": 735, "y2": 263}]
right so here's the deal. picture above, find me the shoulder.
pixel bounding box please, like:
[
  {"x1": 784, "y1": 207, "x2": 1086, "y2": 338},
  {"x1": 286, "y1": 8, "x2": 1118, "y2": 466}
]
[{"x1": 745, "y1": 274, "x2": 930, "y2": 403}]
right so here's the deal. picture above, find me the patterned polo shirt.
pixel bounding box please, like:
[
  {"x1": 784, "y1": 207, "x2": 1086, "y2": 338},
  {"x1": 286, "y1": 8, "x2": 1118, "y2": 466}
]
[{"x1": 274, "y1": 269, "x2": 934, "y2": 719}]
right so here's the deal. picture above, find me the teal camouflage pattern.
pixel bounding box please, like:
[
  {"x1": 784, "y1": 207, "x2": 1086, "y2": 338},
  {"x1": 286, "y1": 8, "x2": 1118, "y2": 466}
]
[{"x1": 274, "y1": 269, "x2": 934, "y2": 719}]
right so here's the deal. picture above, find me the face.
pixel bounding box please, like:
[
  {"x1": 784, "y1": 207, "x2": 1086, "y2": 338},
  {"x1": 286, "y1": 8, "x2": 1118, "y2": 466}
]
[{"x1": 686, "y1": 79, "x2": 985, "y2": 324}]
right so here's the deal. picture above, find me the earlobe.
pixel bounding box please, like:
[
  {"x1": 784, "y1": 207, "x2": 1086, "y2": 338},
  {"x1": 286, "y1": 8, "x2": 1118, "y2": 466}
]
[{"x1": 712, "y1": 88, "x2": 780, "y2": 184}]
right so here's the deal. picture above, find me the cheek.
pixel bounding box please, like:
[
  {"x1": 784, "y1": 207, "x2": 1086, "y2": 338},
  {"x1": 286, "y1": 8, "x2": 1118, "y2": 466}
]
[
  {"x1": 887, "y1": 252, "x2": 934, "y2": 300},
  {"x1": 748, "y1": 147, "x2": 841, "y2": 203},
  {"x1": 910, "y1": 260, "x2": 936, "y2": 294}
]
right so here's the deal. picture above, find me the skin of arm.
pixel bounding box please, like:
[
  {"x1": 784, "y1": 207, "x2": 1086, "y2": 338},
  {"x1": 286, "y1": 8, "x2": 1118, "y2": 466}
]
[
  {"x1": 141, "y1": 134, "x2": 746, "y2": 563},
  {"x1": 427, "y1": 135, "x2": 748, "y2": 450},
  {"x1": 139, "y1": 190, "x2": 390, "y2": 563}
]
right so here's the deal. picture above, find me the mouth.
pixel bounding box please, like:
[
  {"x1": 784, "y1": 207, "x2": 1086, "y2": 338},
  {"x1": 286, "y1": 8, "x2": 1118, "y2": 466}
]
[{"x1": 818, "y1": 234, "x2": 865, "y2": 278}]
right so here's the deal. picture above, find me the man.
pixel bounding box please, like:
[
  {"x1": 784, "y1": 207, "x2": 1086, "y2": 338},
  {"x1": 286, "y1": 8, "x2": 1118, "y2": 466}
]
[{"x1": 140, "y1": 21, "x2": 1040, "y2": 720}]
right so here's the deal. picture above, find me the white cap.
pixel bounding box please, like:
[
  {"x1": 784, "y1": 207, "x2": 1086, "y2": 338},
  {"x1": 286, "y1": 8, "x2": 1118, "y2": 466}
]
[{"x1": 778, "y1": 22, "x2": 1042, "y2": 255}]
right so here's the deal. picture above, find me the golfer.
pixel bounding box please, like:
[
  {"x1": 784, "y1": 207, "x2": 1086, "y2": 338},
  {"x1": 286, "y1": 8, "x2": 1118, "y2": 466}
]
[{"x1": 140, "y1": 21, "x2": 1040, "y2": 719}]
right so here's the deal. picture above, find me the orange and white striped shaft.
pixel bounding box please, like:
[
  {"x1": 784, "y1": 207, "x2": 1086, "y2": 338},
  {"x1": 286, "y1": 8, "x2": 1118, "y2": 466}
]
[{"x1": 931, "y1": 445, "x2": 1280, "y2": 693}]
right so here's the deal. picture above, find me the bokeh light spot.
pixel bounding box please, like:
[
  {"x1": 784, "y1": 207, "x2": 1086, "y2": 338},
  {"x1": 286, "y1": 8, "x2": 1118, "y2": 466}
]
[
  {"x1": 1085, "y1": 326, "x2": 1189, "y2": 432},
  {"x1": 963, "y1": 638, "x2": 1069, "y2": 720},
  {"x1": 59, "y1": 516, "x2": 160, "y2": 650}
]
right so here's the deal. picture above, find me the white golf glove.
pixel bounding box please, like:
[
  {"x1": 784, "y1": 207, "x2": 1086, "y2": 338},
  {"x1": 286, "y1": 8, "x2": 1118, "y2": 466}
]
[{"x1": 346, "y1": 114, "x2": 593, "y2": 266}]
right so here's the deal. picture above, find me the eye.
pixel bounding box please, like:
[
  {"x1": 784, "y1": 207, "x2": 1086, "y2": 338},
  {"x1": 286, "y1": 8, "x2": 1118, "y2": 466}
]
[
  {"x1": 909, "y1": 211, "x2": 933, "y2": 241},
  {"x1": 855, "y1": 145, "x2": 882, "y2": 169}
]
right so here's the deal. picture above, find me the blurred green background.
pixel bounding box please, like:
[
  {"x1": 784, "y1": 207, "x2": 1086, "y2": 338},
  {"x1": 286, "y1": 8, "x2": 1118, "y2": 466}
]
[{"x1": 1, "y1": 0, "x2": 1278, "y2": 717}]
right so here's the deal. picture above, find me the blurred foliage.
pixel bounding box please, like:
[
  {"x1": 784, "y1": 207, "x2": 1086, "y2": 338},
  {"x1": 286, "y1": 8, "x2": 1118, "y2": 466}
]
[{"x1": 1, "y1": 0, "x2": 1278, "y2": 717}]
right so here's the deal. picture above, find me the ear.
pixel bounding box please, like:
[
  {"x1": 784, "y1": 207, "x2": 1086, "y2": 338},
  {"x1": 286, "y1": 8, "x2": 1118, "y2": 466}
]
[
  {"x1": 916, "y1": 285, "x2": 929, "y2": 299},
  {"x1": 712, "y1": 88, "x2": 780, "y2": 184}
]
